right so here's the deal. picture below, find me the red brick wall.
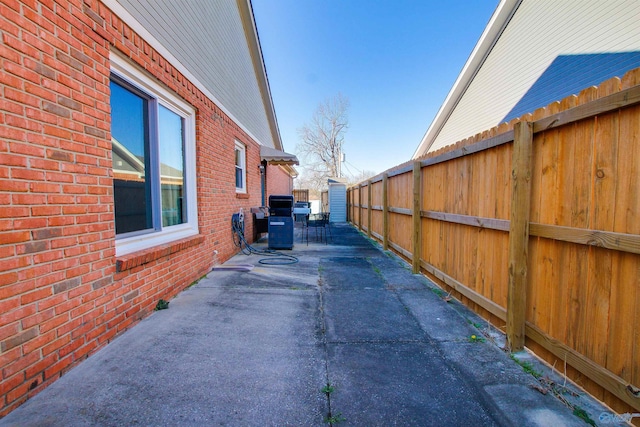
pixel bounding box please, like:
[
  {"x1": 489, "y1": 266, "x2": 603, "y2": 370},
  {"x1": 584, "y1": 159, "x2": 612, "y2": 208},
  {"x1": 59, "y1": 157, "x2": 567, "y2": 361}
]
[
  {"x1": 266, "y1": 165, "x2": 293, "y2": 198},
  {"x1": 0, "y1": 0, "x2": 264, "y2": 415}
]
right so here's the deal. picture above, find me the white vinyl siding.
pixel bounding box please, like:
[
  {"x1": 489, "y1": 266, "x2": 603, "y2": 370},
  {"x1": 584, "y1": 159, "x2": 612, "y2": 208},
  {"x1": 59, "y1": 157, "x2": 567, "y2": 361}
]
[
  {"x1": 109, "y1": 0, "x2": 274, "y2": 148},
  {"x1": 427, "y1": 0, "x2": 640, "y2": 154},
  {"x1": 328, "y1": 183, "x2": 347, "y2": 223}
]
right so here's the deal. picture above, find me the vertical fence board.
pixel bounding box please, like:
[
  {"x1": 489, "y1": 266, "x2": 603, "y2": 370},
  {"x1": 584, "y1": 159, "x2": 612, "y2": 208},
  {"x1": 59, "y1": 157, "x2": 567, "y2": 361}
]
[
  {"x1": 549, "y1": 100, "x2": 576, "y2": 352},
  {"x1": 567, "y1": 88, "x2": 598, "y2": 398},
  {"x1": 539, "y1": 103, "x2": 561, "y2": 350},
  {"x1": 586, "y1": 82, "x2": 619, "y2": 396}
]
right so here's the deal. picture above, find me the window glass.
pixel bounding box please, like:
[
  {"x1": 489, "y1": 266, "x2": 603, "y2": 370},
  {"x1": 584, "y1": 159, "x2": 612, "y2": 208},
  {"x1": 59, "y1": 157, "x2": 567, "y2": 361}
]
[
  {"x1": 158, "y1": 105, "x2": 186, "y2": 227},
  {"x1": 110, "y1": 80, "x2": 152, "y2": 234},
  {"x1": 235, "y1": 143, "x2": 246, "y2": 192},
  {"x1": 110, "y1": 53, "x2": 198, "y2": 256}
]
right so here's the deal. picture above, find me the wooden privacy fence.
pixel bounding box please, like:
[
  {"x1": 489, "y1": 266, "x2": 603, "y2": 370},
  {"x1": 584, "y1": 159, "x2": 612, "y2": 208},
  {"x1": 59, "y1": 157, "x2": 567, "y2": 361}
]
[
  {"x1": 293, "y1": 189, "x2": 309, "y2": 203},
  {"x1": 348, "y1": 70, "x2": 640, "y2": 416}
]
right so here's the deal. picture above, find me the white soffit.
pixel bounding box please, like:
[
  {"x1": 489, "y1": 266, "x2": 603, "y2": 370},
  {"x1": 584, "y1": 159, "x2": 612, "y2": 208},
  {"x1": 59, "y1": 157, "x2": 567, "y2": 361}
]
[{"x1": 103, "y1": 0, "x2": 275, "y2": 149}]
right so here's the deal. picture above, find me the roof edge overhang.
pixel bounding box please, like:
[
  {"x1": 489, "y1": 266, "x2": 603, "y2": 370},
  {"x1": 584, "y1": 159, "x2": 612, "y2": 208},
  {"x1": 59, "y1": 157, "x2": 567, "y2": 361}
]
[
  {"x1": 103, "y1": 0, "x2": 283, "y2": 151},
  {"x1": 281, "y1": 164, "x2": 299, "y2": 178},
  {"x1": 412, "y1": 0, "x2": 522, "y2": 158},
  {"x1": 238, "y1": 0, "x2": 284, "y2": 151},
  {"x1": 260, "y1": 145, "x2": 299, "y2": 166}
]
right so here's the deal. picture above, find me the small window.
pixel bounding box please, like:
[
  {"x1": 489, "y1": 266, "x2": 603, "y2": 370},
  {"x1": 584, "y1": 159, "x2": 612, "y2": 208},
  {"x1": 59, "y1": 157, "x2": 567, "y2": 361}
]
[
  {"x1": 110, "y1": 53, "x2": 198, "y2": 256},
  {"x1": 235, "y1": 141, "x2": 246, "y2": 193}
]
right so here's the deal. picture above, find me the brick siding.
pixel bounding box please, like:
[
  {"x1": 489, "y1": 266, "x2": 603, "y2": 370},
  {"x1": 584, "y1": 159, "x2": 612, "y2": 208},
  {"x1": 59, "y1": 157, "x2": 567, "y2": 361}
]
[
  {"x1": 0, "y1": 0, "x2": 266, "y2": 415},
  {"x1": 266, "y1": 165, "x2": 294, "y2": 198}
]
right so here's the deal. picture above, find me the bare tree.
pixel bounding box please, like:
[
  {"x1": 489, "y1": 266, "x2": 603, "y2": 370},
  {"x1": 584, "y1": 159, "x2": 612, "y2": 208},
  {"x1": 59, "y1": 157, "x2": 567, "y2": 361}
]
[{"x1": 296, "y1": 94, "x2": 349, "y2": 187}]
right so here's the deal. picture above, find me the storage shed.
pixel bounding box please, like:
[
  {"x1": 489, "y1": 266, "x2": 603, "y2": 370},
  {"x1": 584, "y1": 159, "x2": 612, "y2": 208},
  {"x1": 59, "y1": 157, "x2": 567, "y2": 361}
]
[{"x1": 327, "y1": 178, "x2": 348, "y2": 222}]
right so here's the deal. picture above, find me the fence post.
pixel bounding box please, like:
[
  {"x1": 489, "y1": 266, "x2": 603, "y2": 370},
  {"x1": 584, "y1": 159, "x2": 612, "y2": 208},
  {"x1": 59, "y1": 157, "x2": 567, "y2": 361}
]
[
  {"x1": 507, "y1": 121, "x2": 533, "y2": 351},
  {"x1": 382, "y1": 173, "x2": 389, "y2": 250},
  {"x1": 367, "y1": 179, "x2": 372, "y2": 239},
  {"x1": 349, "y1": 187, "x2": 356, "y2": 225},
  {"x1": 412, "y1": 161, "x2": 422, "y2": 274},
  {"x1": 346, "y1": 188, "x2": 350, "y2": 222},
  {"x1": 358, "y1": 183, "x2": 363, "y2": 231}
]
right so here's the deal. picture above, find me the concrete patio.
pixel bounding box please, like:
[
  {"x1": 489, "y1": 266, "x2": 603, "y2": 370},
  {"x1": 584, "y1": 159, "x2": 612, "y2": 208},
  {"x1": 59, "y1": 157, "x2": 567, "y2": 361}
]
[{"x1": 0, "y1": 223, "x2": 612, "y2": 426}]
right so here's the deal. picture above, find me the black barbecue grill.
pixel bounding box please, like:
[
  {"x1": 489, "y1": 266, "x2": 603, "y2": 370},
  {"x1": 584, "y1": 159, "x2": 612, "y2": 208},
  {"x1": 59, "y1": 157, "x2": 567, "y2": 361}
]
[{"x1": 268, "y1": 195, "x2": 294, "y2": 249}]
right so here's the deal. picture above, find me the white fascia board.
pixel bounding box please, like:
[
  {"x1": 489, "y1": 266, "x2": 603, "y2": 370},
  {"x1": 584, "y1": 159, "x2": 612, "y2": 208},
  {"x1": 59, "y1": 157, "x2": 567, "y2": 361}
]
[
  {"x1": 103, "y1": 0, "x2": 275, "y2": 149},
  {"x1": 240, "y1": 0, "x2": 284, "y2": 151},
  {"x1": 412, "y1": 0, "x2": 522, "y2": 158}
]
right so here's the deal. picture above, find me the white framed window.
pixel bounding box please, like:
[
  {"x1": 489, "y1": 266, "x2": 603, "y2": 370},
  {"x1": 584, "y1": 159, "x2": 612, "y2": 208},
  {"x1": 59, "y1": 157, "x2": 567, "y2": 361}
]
[
  {"x1": 235, "y1": 141, "x2": 247, "y2": 193},
  {"x1": 110, "y1": 53, "x2": 198, "y2": 256}
]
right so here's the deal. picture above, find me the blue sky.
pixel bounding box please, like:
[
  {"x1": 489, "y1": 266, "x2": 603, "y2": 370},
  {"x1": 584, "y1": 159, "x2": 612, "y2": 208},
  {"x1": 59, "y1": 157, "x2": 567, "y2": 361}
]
[{"x1": 252, "y1": 0, "x2": 498, "y2": 178}]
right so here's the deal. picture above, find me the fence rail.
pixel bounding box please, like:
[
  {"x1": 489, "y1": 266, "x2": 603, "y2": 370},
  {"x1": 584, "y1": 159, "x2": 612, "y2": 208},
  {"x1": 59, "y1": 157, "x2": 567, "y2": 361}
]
[{"x1": 348, "y1": 70, "x2": 640, "y2": 415}]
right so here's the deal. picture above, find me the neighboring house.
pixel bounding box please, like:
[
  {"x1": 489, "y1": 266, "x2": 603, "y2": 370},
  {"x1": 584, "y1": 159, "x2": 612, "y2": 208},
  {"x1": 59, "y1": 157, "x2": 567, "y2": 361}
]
[
  {"x1": 0, "y1": 0, "x2": 297, "y2": 415},
  {"x1": 413, "y1": 0, "x2": 640, "y2": 157}
]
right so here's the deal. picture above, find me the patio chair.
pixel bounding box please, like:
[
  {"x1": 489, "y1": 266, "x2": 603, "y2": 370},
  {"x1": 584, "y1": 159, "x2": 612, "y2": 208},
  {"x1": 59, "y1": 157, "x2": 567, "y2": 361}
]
[
  {"x1": 304, "y1": 213, "x2": 328, "y2": 245},
  {"x1": 322, "y1": 212, "x2": 332, "y2": 242}
]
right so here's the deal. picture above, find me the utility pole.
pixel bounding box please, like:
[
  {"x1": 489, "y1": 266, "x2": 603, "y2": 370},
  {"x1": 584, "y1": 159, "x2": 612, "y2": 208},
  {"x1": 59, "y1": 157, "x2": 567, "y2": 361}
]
[{"x1": 337, "y1": 150, "x2": 345, "y2": 178}]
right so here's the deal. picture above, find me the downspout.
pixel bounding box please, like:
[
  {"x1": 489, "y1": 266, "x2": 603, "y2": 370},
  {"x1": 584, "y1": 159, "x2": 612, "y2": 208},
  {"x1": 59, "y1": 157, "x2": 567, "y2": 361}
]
[{"x1": 260, "y1": 161, "x2": 267, "y2": 206}]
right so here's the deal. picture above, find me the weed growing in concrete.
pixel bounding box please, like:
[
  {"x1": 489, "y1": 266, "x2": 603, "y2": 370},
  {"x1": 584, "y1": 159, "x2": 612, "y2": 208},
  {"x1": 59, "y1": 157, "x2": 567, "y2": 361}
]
[
  {"x1": 187, "y1": 274, "x2": 207, "y2": 288},
  {"x1": 510, "y1": 354, "x2": 542, "y2": 379},
  {"x1": 572, "y1": 406, "x2": 596, "y2": 426},
  {"x1": 321, "y1": 384, "x2": 334, "y2": 395},
  {"x1": 467, "y1": 320, "x2": 483, "y2": 329},
  {"x1": 154, "y1": 299, "x2": 169, "y2": 311},
  {"x1": 430, "y1": 287, "x2": 445, "y2": 298},
  {"x1": 321, "y1": 383, "x2": 345, "y2": 425},
  {"x1": 468, "y1": 334, "x2": 486, "y2": 343},
  {"x1": 324, "y1": 412, "x2": 346, "y2": 425}
]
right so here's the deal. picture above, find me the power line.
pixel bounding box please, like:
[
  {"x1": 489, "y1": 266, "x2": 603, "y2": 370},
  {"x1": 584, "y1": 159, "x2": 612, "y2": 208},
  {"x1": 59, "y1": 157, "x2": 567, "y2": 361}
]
[{"x1": 344, "y1": 159, "x2": 362, "y2": 174}]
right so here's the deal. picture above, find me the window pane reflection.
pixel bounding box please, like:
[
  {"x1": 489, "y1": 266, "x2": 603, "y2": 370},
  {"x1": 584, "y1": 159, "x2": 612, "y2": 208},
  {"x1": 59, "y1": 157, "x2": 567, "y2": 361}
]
[
  {"x1": 235, "y1": 145, "x2": 244, "y2": 190},
  {"x1": 110, "y1": 80, "x2": 152, "y2": 234},
  {"x1": 159, "y1": 105, "x2": 185, "y2": 227}
]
